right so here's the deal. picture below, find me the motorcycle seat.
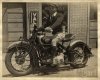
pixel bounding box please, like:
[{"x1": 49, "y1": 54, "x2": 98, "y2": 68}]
[
  {"x1": 41, "y1": 34, "x2": 74, "y2": 44},
  {"x1": 62, "y1": 34, "x2": 75, "y2": 42}
]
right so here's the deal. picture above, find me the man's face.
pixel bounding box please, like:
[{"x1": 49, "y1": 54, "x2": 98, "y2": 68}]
[{"x1": 50, "y1": 6, "x2": 57, "y2": 15}]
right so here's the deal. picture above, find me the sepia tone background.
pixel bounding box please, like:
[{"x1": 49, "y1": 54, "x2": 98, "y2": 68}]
[
  {"x1": 2, "y1": 2, "x2": 97, "y2": 52},
  {"x1": 0, "y1": 0, "x2": 100, "y2": 80}
]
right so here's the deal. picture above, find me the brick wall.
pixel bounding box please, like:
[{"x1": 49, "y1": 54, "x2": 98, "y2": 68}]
[{"x1": 69, "y1": 3, "x2": 88, "y2": 43}]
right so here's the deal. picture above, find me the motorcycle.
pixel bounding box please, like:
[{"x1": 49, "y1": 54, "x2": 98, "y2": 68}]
[{"x1": 5, "y1": 25, "x2": 92, "y2": 76}]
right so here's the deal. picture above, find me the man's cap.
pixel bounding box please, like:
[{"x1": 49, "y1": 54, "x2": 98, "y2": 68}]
[{"x1": 48, "y1": 3, "x2": 57, "y2": 9}]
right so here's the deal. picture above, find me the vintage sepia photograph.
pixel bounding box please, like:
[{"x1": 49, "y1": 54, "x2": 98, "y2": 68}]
[{"x1": 2, "y1": 2, "x2": 98, "y2": 77}]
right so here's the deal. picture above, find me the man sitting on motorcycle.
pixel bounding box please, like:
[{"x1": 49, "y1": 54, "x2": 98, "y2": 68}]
[{"x1": 40, "y1": 4, "x2": 66, "y2": 65}]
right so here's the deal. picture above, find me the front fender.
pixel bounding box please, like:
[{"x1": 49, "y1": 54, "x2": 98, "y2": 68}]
[
  {"x1": 69, "y1": 40, "x2": 92, "y2": 56},
  {"x1": 7, "y1": 41, "x2": 29, "y2": 52}
]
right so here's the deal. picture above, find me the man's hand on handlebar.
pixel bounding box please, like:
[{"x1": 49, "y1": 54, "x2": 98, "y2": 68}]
[
  {"x1": 37, "y1": 27, "x2": 45, "y2": 31},
  {"x1": 37, "y1": 26, "x2": 53, "y2": 32}
]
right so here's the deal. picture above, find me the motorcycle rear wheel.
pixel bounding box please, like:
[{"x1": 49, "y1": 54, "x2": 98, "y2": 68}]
[
  {"x1": 69, "y1": 42, "x2": 88, "y2": 68},
  {"x1": 5, "y1": 46, "x2": 33, "y2": 76}
]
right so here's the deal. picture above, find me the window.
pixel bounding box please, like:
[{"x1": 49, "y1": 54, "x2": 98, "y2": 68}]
[{"x1": 90, "y1": 3, "x2": 97, "y2": 21}]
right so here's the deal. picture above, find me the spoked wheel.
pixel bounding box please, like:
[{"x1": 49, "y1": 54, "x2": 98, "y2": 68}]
[
  {"x1": 69, "y1": 42, "x2": 88, "y2": 68},
  {"x1": 5, "y1": 46, "x2": 33, "y2": 76}
]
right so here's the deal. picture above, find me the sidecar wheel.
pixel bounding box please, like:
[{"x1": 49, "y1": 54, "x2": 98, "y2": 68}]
[
  {"x1": 69, "y1": 42, "x2": 88, "y2": 68},
  {"x1": 5, "y1": 47, "x2": 33, "y2": 76}
]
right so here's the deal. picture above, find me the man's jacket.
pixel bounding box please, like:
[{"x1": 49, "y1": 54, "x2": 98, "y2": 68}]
[
  {"x1": 49, "y1": 12, "x2": 65, "y2": 34},
  {"x1": 42, "y1": 13, "x2": 64, "y2": 34}
]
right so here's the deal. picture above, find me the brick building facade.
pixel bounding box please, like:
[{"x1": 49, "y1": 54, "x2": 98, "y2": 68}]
[{"x1": 2, "y1": 2, "x2": 97, "y2": 52}]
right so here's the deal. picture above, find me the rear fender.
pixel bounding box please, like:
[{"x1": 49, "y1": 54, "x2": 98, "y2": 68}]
[{"x1": 69, "y1": 40, "x2": 92, "y2": 55}]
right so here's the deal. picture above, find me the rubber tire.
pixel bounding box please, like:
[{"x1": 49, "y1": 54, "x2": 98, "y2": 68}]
[
  {"x1": 69, "y1": 42, "x2": 88, "y2": 68},
  {"x1": 5, "y1": 47, "x2": 33, "y2": 76}
]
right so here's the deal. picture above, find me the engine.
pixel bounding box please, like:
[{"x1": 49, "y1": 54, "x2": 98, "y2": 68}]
[
  {"x1": 53, "y1": 52, "x2": 64, "y2": 65},
  {"x1": 37, "y1": 32, "x2": 65, "y2": 66}
]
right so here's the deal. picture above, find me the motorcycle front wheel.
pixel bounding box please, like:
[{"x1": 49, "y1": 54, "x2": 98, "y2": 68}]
[
  {"x1": 69, "y1": 42, "x2": 88, "y2": 68},
  {"x1": 5, "y1": 46, "x2": 33, "y2": 76}
]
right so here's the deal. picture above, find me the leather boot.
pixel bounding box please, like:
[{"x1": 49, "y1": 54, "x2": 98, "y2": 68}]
[
  {"x1": 51, "y1": 46, "x2": 58, "y2": 67},
  {"x1": 52, "y1": 46, "x2": 57, "y2": 57}
]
